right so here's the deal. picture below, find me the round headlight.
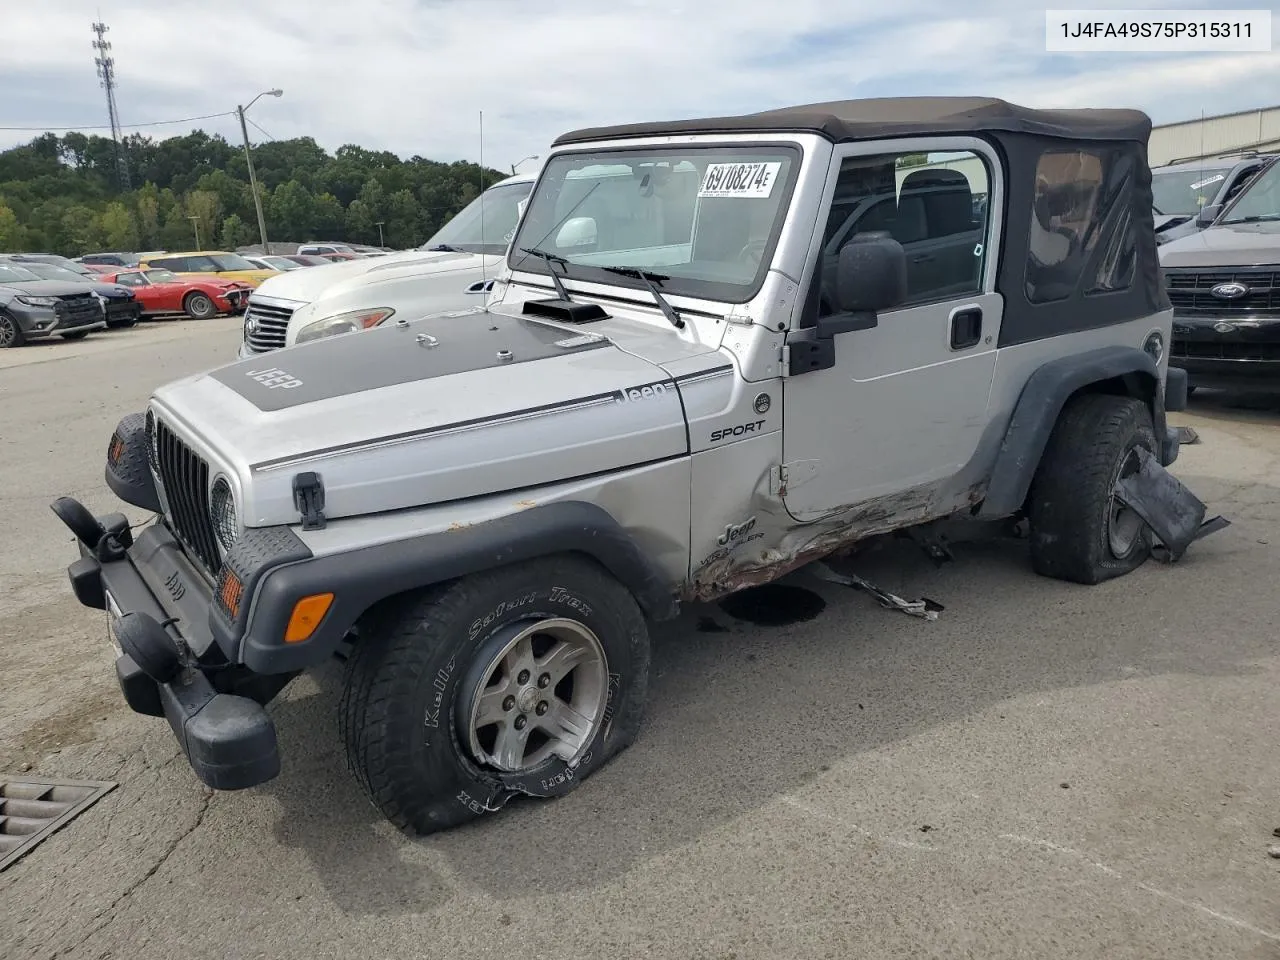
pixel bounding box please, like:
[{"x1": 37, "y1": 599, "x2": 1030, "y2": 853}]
[{"x1": 210, "y1": 477, "x2": 239, "y2": 551}]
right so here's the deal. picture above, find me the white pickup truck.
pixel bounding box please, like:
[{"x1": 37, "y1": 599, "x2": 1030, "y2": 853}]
[{"x1": 237, "y1": 172, "x2": 534, "y2": 358}]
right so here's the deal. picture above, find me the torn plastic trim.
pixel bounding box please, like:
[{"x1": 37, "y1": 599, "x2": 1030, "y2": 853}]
[{"x1": 1113, "y1": 447, "x2": 1229, "y2": 562}]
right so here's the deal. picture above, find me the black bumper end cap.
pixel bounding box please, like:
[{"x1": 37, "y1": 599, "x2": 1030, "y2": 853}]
[
  {"x1": 1165, "y1": 365, "x2": 1189, "y2": 412},
  {"x1": 69, "y1": 556, "x2": 106, "y2": 610},
  {"x1": 184, "y1": 694, "x2": 281, "y2": 791},
  {"x1": 116, "y1": 653, "x2": 164, "y2": 717},
  {"x1": 51, "y1": 496, "x2": 106, "y2": 549},
  {"x1": 114, "y1": 611, "x2": 184, "y2": 684}
]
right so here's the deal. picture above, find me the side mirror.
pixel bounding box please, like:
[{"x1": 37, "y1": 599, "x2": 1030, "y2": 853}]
[
  {"x1": 1196, "y1": 203, "x2": 1223, "y2": 228},
  {"x1": 555, "y1": 216, "x2": 597, "y2": 249},
  {"x1": 815, "y1": 232, "x2": 908, "y2": 338}
]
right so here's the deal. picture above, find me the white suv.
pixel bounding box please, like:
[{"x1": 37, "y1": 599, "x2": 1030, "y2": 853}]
[{"x1": 237, "y1": 173, "x2": 535, "y2": 358}]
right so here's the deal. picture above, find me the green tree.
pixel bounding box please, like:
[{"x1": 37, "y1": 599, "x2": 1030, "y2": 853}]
[
  {"x1": 383, "y1": 188, "x2": 420, "y2": 248},
  {"x1": 312, "y1": 192, "x2": 345, "y2": 239},
  {"x1": 344, "y1": 198, "x2": 375, "y2": 244},
  {"x1": 159, "y1": 203, "x2": 196, "y2": 251},
  {"x1": 97, "y1": 201, "x2": 138, "y2": 250},
  {"x1": 219, "y1": 213, "x2": 254, "y2": 250},
  {"x1": 185, "y1": 189, "x2": 222, "y2": 247},
  {"x1": 268, "y1": 180, "x2": 316, "y2": 242},
  {"x1": 0, "y1": 203, "x2": 24, "y2": 251}
]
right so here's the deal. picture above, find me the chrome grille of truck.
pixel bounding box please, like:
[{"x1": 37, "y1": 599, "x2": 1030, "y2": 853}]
[
  {"x1": 152, "y1": 418, "x2": 221, "y2": 576},
  {"x1": 242, "y1": 300, "x2": 294, "y2": 352},
  {"x1": 1165, "y1": 268, "x2": 1280, "y2": 318}
]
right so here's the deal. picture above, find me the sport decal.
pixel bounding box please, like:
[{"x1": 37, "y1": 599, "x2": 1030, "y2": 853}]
[{"x1": 698, "y1": 162, "x2": 782, "y2": 199}]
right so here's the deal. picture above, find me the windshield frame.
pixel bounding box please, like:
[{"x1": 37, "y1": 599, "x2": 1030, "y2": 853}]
[
  {"x1": 1149, "y1": 164, "x2": 1234, "y2": 217},
  {"x1": 505, "y1": 141, "x2": 804, "y2": 306},
  {"x1": 421, "y1": 179, "x2": 534, "y2": 256},
  {"x1": 1216, "y1": 157, "x2": 1280, "y2": 224}
]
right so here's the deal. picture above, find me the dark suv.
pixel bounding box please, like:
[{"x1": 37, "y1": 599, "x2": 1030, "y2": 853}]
[
  {"x1": 1160, "y1": 156, "x2": 1280, "y2": 392},
  {"x1": 1151, "y1": 153, "x2": 1274, "y2": 245}
]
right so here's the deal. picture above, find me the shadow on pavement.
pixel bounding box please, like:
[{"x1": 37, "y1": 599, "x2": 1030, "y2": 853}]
[{"x1": 253, "y1": 491, "x2": 1276, "y2": 915}]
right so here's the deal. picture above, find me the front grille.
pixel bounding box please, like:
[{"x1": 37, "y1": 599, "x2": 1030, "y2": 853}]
[
  {"x1": 1171, "y1": 340, "x2": 1280, "y2": 362},
  {"x1": 242, "y1": 299, "x2": 294, "y2": 352},
  {"x1": 56, "y1": 294, "x2": 104, "y2": 327},
  {"x1": 1165, "y1": 269, "x2": 1280, "y2": 318},
  {"x1": 152, "y1": 418, "x2": 222, "y2": 576}
]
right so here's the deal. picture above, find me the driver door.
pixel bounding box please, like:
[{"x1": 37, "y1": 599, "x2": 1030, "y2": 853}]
[{"x1": 781, "y1": 140, "x2": 1004, "y2": 522}]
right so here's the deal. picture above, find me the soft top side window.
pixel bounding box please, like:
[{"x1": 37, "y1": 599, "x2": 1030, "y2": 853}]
[{"x1": 1025, "y1": 148, "x2": 1138, "y2": 303}]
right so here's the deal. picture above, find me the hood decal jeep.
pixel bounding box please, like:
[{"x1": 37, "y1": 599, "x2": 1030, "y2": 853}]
[{"x1": 208, "y1": 310, "x2": 612, "y2": 412}]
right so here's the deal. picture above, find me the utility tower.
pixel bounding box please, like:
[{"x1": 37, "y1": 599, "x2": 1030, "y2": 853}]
[{"x1": 91, "y1": 21, "x2": 131, "y2": 190}]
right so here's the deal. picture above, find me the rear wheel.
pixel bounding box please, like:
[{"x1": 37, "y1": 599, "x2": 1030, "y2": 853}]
[
  {"x1": 183, "y1": 292, "x2": 217, "y2": 320},
  {"x1": 1028, "y1": 393, "x2": 1156, "y2": 584},
  {"x1": 0, "y1": 312, "x2": 24, "y2": 348},
  {"x1": 340, "y1": 555, "x2": 650, "y2": 835}
]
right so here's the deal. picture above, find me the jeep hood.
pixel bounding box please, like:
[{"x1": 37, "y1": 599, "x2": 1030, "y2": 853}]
[
  {"x1": 1158, "y1": 221, "x2": 1280, "y2": 268},
  {"x1": 150, "y1": 310, "x2": 689, "y2": 526},
  {"x1": 252, "y1": 248, "x2": 488, "y2": 304}
]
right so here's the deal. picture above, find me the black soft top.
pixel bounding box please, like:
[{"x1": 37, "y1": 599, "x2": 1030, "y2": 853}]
[{"x1": 553, "y1": 96, "x2": 1151, "y2": 147}]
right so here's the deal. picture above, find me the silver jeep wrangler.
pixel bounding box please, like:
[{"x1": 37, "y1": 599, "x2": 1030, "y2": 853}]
[{"x1": 55, "y1": 97, "x2": 1204, "y2": 835}]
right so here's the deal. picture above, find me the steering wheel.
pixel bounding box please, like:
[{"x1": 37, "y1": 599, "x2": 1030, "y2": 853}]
[{"x1": 737, "y1": 238, "x2": 768, "y2": 269}]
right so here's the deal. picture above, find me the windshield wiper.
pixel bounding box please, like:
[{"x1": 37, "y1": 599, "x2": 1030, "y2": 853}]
[
  {"x1": 518, "y1": 247, "x2": 573, "y2": 302},
  {"x1": 1219, "y1": 214, "x2": 1280, "y2": 224},
  {"x1": 599, "y1": 266, "x2": 685, "y2": 329}
]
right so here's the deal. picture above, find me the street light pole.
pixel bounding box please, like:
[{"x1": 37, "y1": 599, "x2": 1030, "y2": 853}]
[
  {"x1": 375, "y1": 221, "x2": 385, "y2": 247},
  {"x1": 187, "y1": 215, "x2": 201, "y2": 249},
  {"x1": 511, "y1": 154, "x2": 539, "y2": 174},
  {"x1": 237, "y1": 88, "x2": 282, "y2": 255}
]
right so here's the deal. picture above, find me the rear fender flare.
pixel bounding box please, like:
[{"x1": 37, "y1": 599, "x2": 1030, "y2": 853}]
[{"x1": 978, "y1": 346, "x2": 1163, "y2": 519}]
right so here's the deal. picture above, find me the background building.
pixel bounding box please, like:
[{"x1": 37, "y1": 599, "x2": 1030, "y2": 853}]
[{"x1": 1148, "y1": 104, "x2": 1280, "y2": 166}]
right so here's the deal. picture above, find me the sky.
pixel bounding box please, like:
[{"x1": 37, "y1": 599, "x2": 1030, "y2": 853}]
[{"x1": 1, "y1": 0, "x2": 1277, "y2": 172}]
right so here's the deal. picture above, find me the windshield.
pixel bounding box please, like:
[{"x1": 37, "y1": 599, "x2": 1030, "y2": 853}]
[
  {"x1": 507, "y1": 145, "x2": 800, "y2": 303},
  {"x1": 265, "y1": 256, "x2": 300, "y2": 270},
  {"x1": 0, "y1": 263, "x2": 42, "y2": 283},
  {"x1": 1150, "y1": 165, "x2": 1233, "y2": 216},
  {"x1": 144, "y1": 269, "x2": 179, "y2": 282},
  {"x1": 20, "y1": 263, "x2": 87, "y2": 283},
  {"x1": 209, "y1": 254, "x2": 259, "y2": 271},
  {"x1": 422, "y1": 180, "x2": 534, "y2": 255},
  {"x1": 1219, "y1": 161, "x2": 1280, "y2": 223}
]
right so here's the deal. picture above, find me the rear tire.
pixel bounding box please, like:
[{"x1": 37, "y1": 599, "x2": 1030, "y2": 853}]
[
  {"x1": 339, "y1": 555, "x2": 650, "y2": 835},
  {"x1": 183, "y1": 292, "x2": 217, "y2": 320},
  {"x1": 1028, "y1": 393, "x2": 1156, "y2": 585},
  {"x1": 0, "y1": 312, "x2": 24, "y2": 348}
]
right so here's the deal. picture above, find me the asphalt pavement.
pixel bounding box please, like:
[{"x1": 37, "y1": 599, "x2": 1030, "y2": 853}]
[{"x1": 2, "y1": 317, "x2": 1278, "y2": 960}]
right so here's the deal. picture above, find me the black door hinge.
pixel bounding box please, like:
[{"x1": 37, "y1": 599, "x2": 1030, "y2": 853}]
[
  {"x1": 786, "y1": 338, "x2": 835, "y2": 375},
  {"x1": 292, "y1": 472, "x2": 327, "y2": 530}
]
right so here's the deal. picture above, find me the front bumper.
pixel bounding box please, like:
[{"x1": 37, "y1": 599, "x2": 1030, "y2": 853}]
[
  {"x1": 11, "y1": 301, "x2": 107, "y2": 339},
  {"x1": 1171, "y1": 315, "x2": 1280, "y2": 391},
  {"x1": 57, "y1": 507, "x2": 285, "y2": 790},
  {"x1": 104, "y1": 299, "x2": 141, "y2": 326}
]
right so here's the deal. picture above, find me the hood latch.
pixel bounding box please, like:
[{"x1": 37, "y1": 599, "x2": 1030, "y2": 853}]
[{"x1": 292, "y1": 472, "x2": 327, "y2": 531}]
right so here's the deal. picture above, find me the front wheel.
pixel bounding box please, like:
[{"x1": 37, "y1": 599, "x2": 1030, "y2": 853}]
[
  {"x1": 0, "y1": 312, "x2": 24, "y2": 348},
  {"x1": 340, "y1": 555, "x2": 650, "y2": 835},
  {"x1": 1027, "y1": 393, "x2": 1156, "y2": 584},
  {"x1": 183, "y1": 292, "x2": 217, "y2": 320}
]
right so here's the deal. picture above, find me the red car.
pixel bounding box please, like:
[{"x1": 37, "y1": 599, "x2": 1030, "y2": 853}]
[{"x1": 101, "y1": 268, "x2": 252, "y2": 320}]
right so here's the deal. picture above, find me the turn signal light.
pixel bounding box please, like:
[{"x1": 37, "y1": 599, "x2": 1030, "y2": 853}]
[
  {"x1": 218, "y1": 570, "x2": 244, "y2": 619},
  {"x1": 284, "y1": 593, "x2": 334, "y2": 644},
  {"x1": 108, "y1": 435, "x2": 125, "y2": 465}
]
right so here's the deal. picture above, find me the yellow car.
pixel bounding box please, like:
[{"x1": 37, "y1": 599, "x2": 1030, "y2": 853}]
[{"x1": 137, "y1": 251, "x2": 280, "y2": 288}]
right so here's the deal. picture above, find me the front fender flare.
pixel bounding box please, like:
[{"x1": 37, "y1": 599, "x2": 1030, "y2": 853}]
[
  {"x1": 233, "y1": 500, "x2": 680, "y2": 674},
  {"x1": 978, "y1": 346, "x2": 1164, "y2": 520}
]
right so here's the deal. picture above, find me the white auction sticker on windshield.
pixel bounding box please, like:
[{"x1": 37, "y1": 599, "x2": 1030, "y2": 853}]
[
  {"x1": 698, "y1": 162, "x2": 782, "y2": 198},
  {"x1": 1189, "y1": 174, "x2": 1225, "y2": 190}
]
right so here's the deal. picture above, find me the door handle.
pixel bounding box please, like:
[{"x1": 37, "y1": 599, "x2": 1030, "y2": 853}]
[
  {"x1": 911, "y1": 254, "x2": 935, "y2": 264},
  {"x1": 948, "y1": 305, "x2": 983, "y2": 350}
]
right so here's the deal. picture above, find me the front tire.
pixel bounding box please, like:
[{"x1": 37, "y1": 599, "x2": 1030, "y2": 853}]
[
  {"x1": 0, "y1": 312, "x2": 24, "y2": 348},
  {"x1": 340, "y1": 555, "x2": 650, "y2": 835},
  {"x1": 1028, "y1": 393, "x2": 1156, "y2": 584},
  {"x1": 183, "y1": 292, "x2": 217, "y2": 320}
]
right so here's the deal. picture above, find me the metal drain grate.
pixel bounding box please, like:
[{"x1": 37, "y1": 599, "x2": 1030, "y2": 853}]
[{"x1": 0, "y1": 776, "x2": 117, "y2": 871}]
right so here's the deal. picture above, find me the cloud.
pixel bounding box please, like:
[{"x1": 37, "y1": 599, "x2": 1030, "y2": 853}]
[{"x1": 1, "y1": 0, "x2": 1276, "y2": 169}]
